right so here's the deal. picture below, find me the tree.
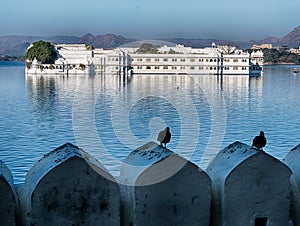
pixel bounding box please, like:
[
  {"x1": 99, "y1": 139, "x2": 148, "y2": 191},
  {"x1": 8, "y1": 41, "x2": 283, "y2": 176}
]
[
  {"x1": 136, "y1": 43, "x2": 158, "y2": 54},
  {"x1": 26, "y1": 40, "x2": 58, "y2": 64},
  {"x1": 261, "y1": 48, "x2": 300, "y2": 64},
  {"x1": 79, "y1": 63, "x2": 86, "y2": 70},
  {"x1": 219, "y1": 45, "x2": 236, "y2": 54},
  {"x1": 86, "y1": 45, "x2": 95, "y2": 50}
]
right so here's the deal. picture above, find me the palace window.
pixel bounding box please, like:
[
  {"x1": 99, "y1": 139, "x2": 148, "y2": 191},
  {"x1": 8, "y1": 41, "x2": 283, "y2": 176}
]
[
  {"x1": 146, "y1": 58, "x2": 151, "y2": 62},
  {"x1": 172, "y1": 59, "x2": 177, "y2": 62},
  {"x1": 190, "y1": 58, "x2": 195, "y2": 62},
  {"x1": 242, "y1": 67, "x2": 247, "y2": 70},
  {"x1": 233, "y1": 67, "x2": 238, "y2": 70},
  {"x1": 233, "y1": 59, "x2": 238, "y2": 62},
  {"x1": 181, "y1": 59, "x2": 185, "y2": 62},
  {"x1": 199, "y1": 66, "x2": 204, "y2": 70},
  {"x1": 155, "y1": 58, "x2": 160, "y2": 62},
  {"x1": 163, "y1": 66, "x2": 168, "y2": 69},
  {"x1": 155, "y1": 66, "x2": 159, "y2": 69},
  {"x1": 146, "y1": 66, "x2": 151, "y2": 69},
  {"x1": 163, "y1": 58, "x2": 168, "y2": 62},
  {"x1": 199, "y1": 59, "x2": 204, "y2": 62},
  {"x1": 190, "y1": 66, "x2": 195, "y2": 70},
  {"x1": 180, "y1": 66, "x2": 186, "y2": 70},
  {"x1": 172, "y1": 66, "x2": 177, "y2": 70},
  {"x1": 242, "y1": 59, "x2": 247, "y2": 62}
]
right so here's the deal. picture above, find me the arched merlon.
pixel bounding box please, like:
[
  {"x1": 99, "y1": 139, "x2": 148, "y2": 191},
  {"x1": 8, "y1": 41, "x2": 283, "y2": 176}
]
[
  {"x1": 284, "y1": 144, "x2": 300, "y2": 226},
  {"x1": 18, "y1": 142, "x2": 120, "y2": 226},
  {"x1": 120, "y1": 142, "x2": 211, "y2": 226},
  {"x1": 206, "y1": 141, "x2": 291, "y2": 226},
  {"x1": 0, "y1": 160, "x2": 16, "y2": 226}
]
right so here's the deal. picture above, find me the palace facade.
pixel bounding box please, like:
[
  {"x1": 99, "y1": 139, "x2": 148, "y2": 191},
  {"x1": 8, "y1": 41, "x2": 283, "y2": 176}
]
[{"x1": 26, "y1": 43, "x2": 263, "y2": 76}]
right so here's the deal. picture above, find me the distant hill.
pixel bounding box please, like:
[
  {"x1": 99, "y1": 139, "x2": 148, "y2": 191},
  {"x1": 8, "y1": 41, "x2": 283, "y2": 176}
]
[
  {"x1": 77, "y1": 33, "x2": 136, "y2": 48},
  {"x1": 240, "y1": 26, "x2": 300, "y2": 48},
  {"x1": 2, "y1": 26, "x2": 300, "y2": 57},
  {"x1": 163, "y1": 38, "x2": 240, "y2": 48},
  {"x1": 280, "y1": 26, "x2": 300, "y2": 47},
  {"x1": 0, "y1": 35, "x2": 79, "y2": 56},
  {"x1": 165, "y1": 26, "x2": 300, "y2": 49}
]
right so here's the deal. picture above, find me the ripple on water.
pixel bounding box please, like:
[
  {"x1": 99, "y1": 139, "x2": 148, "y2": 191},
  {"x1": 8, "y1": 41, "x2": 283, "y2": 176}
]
[{"x1": 0, "y1": 64, "x2": 300, "y2": 183}]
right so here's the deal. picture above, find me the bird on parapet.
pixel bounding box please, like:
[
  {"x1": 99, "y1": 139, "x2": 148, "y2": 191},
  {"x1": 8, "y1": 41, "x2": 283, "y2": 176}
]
[
  {"x1": 157, "y1": 127, "x2": 171, "y2": 148},
  {"x1": 252, "y1": 131, "x2": 267, "y2": 150}
]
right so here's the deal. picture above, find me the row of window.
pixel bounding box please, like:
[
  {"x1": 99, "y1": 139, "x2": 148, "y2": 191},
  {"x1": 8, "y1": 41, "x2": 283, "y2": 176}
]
[
  {"x1": 132, "y1": 58, "x2": 248, "y2": 63},
  {"x1": 106, "y1": 57, "x2": 249, "y2": 63},
  {"x1": 134, "y1": 66, "x2": 248, "y2": 70},
  {"x1": 224, "y1": 59, "x2": 248, "y2": 63},
  {"x1": 108, "y1": 57, "x2": 120, "y2": 61}
]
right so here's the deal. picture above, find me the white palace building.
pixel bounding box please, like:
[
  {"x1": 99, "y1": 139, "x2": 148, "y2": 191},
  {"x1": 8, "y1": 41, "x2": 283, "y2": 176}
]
[{"x1": 26, "y1": 42, "x2": 264, "y2": 76}]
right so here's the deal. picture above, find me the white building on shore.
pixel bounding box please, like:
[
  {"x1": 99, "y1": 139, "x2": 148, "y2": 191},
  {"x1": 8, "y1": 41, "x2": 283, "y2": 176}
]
[{"x1": 26, "y1": 43, "x2": 263, "y2": 76}]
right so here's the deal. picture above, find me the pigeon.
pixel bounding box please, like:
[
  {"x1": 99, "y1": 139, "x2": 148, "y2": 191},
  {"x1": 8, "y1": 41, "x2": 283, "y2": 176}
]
[
  {"x1": 252, "y1": 131, "x2": 267, "y2": 149},
  {"x1": 157, "y1": 127, "x2": 171, "y2": 148}
]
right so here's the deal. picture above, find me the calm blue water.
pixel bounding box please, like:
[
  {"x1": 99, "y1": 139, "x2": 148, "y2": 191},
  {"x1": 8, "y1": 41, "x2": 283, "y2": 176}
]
[{"x1": 1, "y1": 61, "x2": 300, "y2": 184}]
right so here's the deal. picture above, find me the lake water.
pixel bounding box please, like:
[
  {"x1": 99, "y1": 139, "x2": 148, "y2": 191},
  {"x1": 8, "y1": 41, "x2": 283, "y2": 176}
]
[{"x1": 1, "y1": 61, "x2": 300, "y2": 184}]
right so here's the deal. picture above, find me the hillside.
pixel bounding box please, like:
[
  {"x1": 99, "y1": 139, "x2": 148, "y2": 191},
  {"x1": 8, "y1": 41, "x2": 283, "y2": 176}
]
[
  {"x1": 77, "y1": 33, "x2": 136, "y2": 48},
  {"x1": 280, "y1": 26, "x2": 300, "y2": 47},
  {"x1": 0, "y1": 35, "x2": 79, "y2": 56},
  {"x1": 2, "y1": 26, "x2": 300, "y2": 57}
]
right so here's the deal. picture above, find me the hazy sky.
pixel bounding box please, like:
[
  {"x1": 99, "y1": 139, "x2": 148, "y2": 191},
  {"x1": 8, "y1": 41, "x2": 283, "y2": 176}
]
[{"x1": 1, "y1": 0, "x2": 300, "y2": 40}]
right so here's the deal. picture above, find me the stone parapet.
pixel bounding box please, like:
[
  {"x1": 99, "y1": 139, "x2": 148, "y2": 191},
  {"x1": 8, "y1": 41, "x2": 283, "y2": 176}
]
[
  {"x1": 0, "y1": 141, "x2": 298, "y2": 225},
  {"x1": 0, "y1": 160, "x2": 17, "y2": 226}
]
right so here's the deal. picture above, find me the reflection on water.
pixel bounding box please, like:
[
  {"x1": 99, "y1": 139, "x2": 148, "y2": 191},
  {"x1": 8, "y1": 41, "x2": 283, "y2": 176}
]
[
  {"x1": 1, "y1": 64, "x2": 300, "y2": 183},
  {"x1": 72, "y1": 74, "x2": 213, "y2": 175},
  {"x1": 25, "y1": 74, "x2": 251, "y2": 177}
]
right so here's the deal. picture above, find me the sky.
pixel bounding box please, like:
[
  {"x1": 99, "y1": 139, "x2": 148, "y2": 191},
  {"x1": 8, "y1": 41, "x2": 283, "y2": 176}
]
[{"x1": 1, "y1": 0, "x2": 300, "y2": 41}]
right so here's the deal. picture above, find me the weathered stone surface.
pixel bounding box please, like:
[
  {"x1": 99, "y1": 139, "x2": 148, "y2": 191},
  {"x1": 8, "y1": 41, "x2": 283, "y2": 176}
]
[
  {"x1": 207, "y1": 141, "x2": 292, "y2": 226},
  {"x1": 19, "y1": 143, "x2": 120, "y2": 226},
  {"x1": 120, "y1": 142, "x2": 211, "y2": 226},
  {"x1": 0, "y1": 160, "x2": 16, "y2": 226},
  {"x1": 284, "y1": 144, "x2": 300, "y2": 226}
]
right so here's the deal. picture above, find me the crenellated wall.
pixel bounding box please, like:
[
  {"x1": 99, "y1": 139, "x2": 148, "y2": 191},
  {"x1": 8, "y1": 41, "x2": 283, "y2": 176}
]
[
  {"x1": 120, "y1": 142, "x2": 211, "y2": 226},
  {"x1": 207, "y1": 142, "x2": 291, "y2": 226},
  {"x1": 0, "y1": 160, "x2": 16, "y2": 226},
  {"x1": 16, "y1": 143, "x2": 120, "y2": 226},
  {"x1": 0, "y1": 141, "x2": 298, "y2": 226}
]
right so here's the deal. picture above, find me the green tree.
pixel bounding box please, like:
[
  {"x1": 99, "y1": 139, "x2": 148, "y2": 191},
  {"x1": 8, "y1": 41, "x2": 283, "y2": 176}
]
[
  {"x1": 26, "y1": 40, "x2": 58, "y2": 64},
  {"x1": 79, "y1": 63, "x2": 86, "y2": 70},
  {"x1": 86, "y1": 45, "x2": 95, "y2": 50},
  {"x1": 136, "y1": 43, "x2": 158, "y2": 54},
  {"x1": 26, "y1": 62, "x2": 32, "y2": 69},
  {"x1": 261, "y1": 48, "x2": 300, "y2": 64}
]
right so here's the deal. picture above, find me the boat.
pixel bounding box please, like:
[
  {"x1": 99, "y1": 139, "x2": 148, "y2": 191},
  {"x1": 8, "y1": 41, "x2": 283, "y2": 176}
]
[{"x1": 292, "y1": 68, "x2": 299, "y2": 73}]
